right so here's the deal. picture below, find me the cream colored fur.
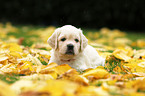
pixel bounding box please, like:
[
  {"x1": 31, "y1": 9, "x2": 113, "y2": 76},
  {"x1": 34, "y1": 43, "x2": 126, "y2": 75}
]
[{"x1": 47, "y1": 25, "x2": 105, "y2": 71}]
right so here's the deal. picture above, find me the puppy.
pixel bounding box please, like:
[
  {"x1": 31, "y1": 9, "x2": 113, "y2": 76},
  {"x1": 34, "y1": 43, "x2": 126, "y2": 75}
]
[{"x1": 47, "y1": 25, "x2": 105, "y2": 71}]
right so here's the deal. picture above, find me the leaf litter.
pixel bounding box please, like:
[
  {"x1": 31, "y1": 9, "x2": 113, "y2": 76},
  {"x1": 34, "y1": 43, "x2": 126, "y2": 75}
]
[{"x1": 0, "y1": 23, "x2": 145, "y2": 96}]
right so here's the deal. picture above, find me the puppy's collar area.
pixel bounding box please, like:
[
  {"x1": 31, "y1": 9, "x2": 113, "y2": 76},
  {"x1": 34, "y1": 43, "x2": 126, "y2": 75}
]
[{"x1": 60, "y1": 59, "x2": 75, "y2": 62}]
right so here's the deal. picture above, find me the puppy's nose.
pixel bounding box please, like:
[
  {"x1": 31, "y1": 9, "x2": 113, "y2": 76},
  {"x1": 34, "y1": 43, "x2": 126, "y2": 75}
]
[{"x1": 67, "y1": 44, "x2": 74, "y2": 49}]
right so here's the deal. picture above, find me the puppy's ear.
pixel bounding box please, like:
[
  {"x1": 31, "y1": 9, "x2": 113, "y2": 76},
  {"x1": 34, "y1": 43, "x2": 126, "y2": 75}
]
[
  {"x1": 47, "y1": 28, "x2": 61, "y2": 50},
  {"x1": 79, "y1": 29, "x2": 88, "y2": 51}
]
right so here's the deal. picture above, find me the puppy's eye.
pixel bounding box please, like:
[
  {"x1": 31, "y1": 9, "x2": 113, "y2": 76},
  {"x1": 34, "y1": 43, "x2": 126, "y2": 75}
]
[
  {"x1": 75, "y1": 39, "x2": 79, "y2": 42},
  {"x1": 61, "y1": 38, "x2": 66, "y2": 41}
]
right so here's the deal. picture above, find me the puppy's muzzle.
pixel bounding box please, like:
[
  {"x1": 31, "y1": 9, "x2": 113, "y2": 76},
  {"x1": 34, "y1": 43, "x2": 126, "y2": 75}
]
[{"x1": 65, "y1": 44, "x2": 74, "y2": 55}]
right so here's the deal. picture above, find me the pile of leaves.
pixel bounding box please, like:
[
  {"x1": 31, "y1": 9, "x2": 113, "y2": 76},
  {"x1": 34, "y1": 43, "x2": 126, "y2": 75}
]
[{"x1": 0, "y1": 23, "x2": 145, "y2": 96}]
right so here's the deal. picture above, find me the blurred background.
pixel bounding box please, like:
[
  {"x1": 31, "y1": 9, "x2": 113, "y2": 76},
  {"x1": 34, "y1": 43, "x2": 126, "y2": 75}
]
[{"x1": 0, "y1": 0, "x2": 145, "y2": 31}]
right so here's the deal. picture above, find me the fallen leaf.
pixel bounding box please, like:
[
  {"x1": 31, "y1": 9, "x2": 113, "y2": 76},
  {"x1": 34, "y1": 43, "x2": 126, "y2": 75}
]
[
  {"x1": 55, "y1": 64, "x2": 72, "y2": 75},
  {"x1": 82, "y1": 68, "x2": 109, "y2": 80}
]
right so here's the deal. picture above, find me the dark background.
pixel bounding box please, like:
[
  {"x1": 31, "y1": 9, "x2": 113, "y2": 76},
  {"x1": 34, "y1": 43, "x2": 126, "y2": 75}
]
[{"x1": 0, "y1": 0, "x2": 145, "y2": 31}]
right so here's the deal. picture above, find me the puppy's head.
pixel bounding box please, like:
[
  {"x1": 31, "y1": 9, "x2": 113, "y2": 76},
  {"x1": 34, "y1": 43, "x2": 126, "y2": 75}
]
[{"x1": 47, "y1": 25, "x2": 88, "y2": 56}]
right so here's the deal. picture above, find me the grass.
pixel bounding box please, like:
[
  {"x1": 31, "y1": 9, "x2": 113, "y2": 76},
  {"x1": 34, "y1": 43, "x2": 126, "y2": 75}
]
[
  {"x1": 126, "y1": 32, "x2": 145, "y2": 41},
  {"x1": 0, "y1": 74, "x2": 19, "y2": 84}
]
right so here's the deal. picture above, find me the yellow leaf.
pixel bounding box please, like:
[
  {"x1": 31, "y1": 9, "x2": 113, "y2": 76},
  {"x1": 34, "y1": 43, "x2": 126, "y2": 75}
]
[
  {"x1": 129, "y1": 92, "x2": 145, "y2": 96},
  {"x1": 0, "y1": 64, "x2": 16, "y2": 74},
  {"x1": 60, "y1": 69, "x2": 89, "y2": 86},
  {"x1": 76, "y1": 86, "x2": 109, "y2": 96},
  {"x1": 73, "y1": 75, "x2": 89, "y2": 86},
  {"x1": 123, "y1": 74, "x2": 135, "y2": 80},
  {"x1": 55, "y1": 64, "x2": 72, "y2": 75},
  {"x1": 20, "y1": 74, "x2": 54, "y2": 80},
  {"x1": 133, "y1": 49, "x2": 145, "y2": 59},
  {"x1": 10, "y1": 52, "x2": 21, "y2": 58},
  {"x1": 113, "y1": 48, "x2": 133, "y2": 62},
  {"x1": 0, "y1": 80, "x2": 17, "y2": 96},
  {"x1": 123, "y1": 60, "x2": 145, "y2": 73},
  {"x1": 0, "y1": 54, "x2": 8, "y2": 62},
  {"x1": 82, "y1": 68, "x2": 109, "y2": 79},
  {"x1": 138, "y1": 62, "x2": 145, "y2": 68},
  {"x1": 40, "y1": 63, "x2": 58, "y2": 79},
  {"x1": 11, "y1": 80, "x2": 35, "y2": 94},
  {"x1": 133, "y1": 72, "x2": 145, "y2": 77},
  {"x1": 19, "y1": 61, "x2": 34, "y2": 74},
  {"x1": 48, "y1": 71, "x2": 58, "y2": 79},
  {"x1": 101, "y1": 82, "x2": 119, "y2": 94},
  {"x1": 107, "y1": 79, "x2": 117, "y2": 85},
  {"x1": 113, "y1": 38, "x2": 132, "y2": 47},
  {"x1": 100, "y1": 27, "x2": 110, "y2": 36},
  {"x1": 136, "y1": 39, "x2": 145, "y2": 48},
  {"x1": 20, "y1": 61, "x2": 33, "y2": 70},
  {"x1": 9, "y1": 43, "x2": 22, "y2": 52},
  {"x1": 96, "y1": 66, "x2": 105, "y2": 69},
  {"x1": 143, "y1": 55, "x2": 145, "y2": 59},
  {"x1": 125, "y1": 79, "x2": 145, "y2": 91},
  {"x1": 113, "y1": 66, "x2": 122, "y2": 73},
  {"x1": 38, "y1": 80, "x2": 78, "y2": 96},
  {"x1": 0, "y1": 64, "x2": 18, "y2": 74}
]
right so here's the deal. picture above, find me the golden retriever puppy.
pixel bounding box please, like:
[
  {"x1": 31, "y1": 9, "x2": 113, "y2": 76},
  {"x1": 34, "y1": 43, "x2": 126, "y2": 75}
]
[{"x1": 47, "y1": 25, "x2": 105, "y2": 71}]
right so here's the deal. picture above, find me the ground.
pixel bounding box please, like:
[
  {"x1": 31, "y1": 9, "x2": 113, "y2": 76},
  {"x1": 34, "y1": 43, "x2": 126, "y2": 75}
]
[{"x1": 0, "y1": 22, "x2": 145, "y2": 96}]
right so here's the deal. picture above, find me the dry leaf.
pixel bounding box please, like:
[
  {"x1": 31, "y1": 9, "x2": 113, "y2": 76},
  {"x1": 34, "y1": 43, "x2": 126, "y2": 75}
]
[
  {"x1": 0, "y1": 80, "x2": 17, "y2": 96},
  {"x1": 82, "y1": 68, "x2": 109, "y2": 79},
  {"x1": 55, "y1": 64, "x2": 72, "y2": 75}
]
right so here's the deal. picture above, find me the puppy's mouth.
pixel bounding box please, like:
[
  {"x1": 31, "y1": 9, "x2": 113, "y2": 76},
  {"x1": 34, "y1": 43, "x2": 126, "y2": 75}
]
[{"x1": 65, "y1": 50, "x2": 74, "y2": 55}]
